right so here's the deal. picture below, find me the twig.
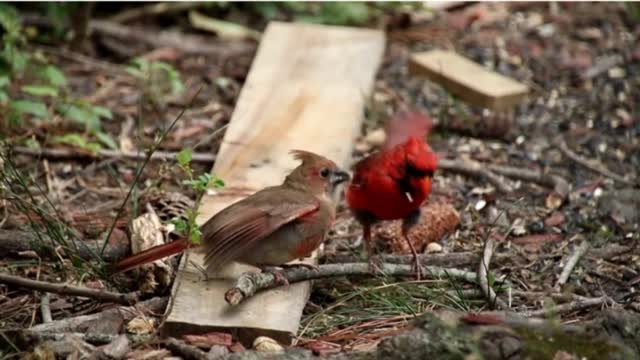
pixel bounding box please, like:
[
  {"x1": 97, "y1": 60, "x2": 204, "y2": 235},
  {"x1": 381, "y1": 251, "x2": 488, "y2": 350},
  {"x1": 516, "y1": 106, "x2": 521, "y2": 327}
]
[
  {"x1": 581, "y1": 54, "x2": 624, "y2": 80},
  {"x1": 165, "y1": 338, "x2": 209, "y2": 360},
  {"x1": 478, "y1": 238, "x2": 508, "y2": 310},
  {"x1": 90, "y1": 19, "x2": 255, "y2": 57},
  {"x1": 40, "y1": 292, "x2": 52, "y2": 323},
  {"x1": 554, "y1": 136, "x2": 635, "y2": 186},
  {"x1": 109, "y1": 2, "x2": 205, "y2": 23},
  {"x1": 225, "y1": 263, "x2": 478, "y2": 306},
  {"x1": 486, "y1": 164, "x2": 570, "y2": 196},
  {"x1": 522, "y1": 296, "x2": 610, "y2": 318},
  {"x1": 438, "y1": 159, "x2": 514, "y2": 193},
  {"x1": 555, "y1": 240, "x2": 591, "y2": 289},
  {"x1": 22, "y1": 332, "x2": 152, "y2": 346},
  {"x1": 11, "y1": 146, "x2": 216, "y2": 164},
  {"x1": 0, "y1": 273, "x2": 139, "y2": 305}
]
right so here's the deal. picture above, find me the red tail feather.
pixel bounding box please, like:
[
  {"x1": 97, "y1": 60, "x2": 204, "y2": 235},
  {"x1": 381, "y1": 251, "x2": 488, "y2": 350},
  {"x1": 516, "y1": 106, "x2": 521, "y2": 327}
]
[
  {"x1": 383, "y1": 109, "x2": 434, "y2": 150},
  {"x1": 112, "y1": 238, "x2": 191, "y2": 273}
]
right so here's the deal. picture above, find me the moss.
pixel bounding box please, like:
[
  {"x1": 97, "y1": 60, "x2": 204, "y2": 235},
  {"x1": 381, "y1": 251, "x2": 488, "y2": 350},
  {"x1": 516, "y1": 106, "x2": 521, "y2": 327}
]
[{"x1": 516, "y1": 325, "x2": 635, "y2": 360}]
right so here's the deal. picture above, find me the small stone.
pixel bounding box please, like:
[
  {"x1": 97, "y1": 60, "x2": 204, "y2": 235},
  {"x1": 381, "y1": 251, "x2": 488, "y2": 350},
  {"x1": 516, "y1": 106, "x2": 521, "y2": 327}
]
[
  {"x1": 364, "y1": 128, "x2": 387, "y2": 148},
  {"x1": 608, "y1": 67, "x2": 625, "y2": 78},
  {"x1": 426, "y1": 242, "x2": 443, "y2": 253},
  {"x1": 545, "y1": 192, "x2": 564, "y2": 210},
  {"x1": 253, "y1": 336, "x2": 284, "y2": 353},
  {"x1": 475, "y1": 199, "x2": 487, "y2": 211},
  {"x1": 512, "y1": 218, "x2": 527, "y2": 236}
]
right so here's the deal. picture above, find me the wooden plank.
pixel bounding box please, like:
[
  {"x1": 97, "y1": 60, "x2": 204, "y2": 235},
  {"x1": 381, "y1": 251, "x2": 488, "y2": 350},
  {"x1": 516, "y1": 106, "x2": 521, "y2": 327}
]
[
  {"x1": 161, "y1": 21, "x2": 385, "y2": 345},
  {"x1": 409, "y1": 49, "x2": 529, "y2": 111}
]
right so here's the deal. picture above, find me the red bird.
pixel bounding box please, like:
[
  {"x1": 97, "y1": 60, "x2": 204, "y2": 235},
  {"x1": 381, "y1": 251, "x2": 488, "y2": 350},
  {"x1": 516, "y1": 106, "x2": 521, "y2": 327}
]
[
  {"x1": 346, "y1": 109, "x2": 437, "y2": 279},
  {"x1": 114, "y1": 150, "x2": 350, "y2": 281}
]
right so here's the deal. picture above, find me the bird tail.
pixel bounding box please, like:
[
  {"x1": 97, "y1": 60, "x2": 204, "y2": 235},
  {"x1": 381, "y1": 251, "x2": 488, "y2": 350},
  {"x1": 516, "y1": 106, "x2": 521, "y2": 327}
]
[
  {"x1": 383, "y1": 108, "x2": 434, "y2": 150},
  {"x1": 112, "y1": 238, "x2": 190, "y2": 273}
]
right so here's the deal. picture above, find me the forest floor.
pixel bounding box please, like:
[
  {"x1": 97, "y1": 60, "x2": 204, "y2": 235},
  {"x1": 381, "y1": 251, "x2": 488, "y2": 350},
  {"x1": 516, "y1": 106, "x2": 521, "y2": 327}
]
[{"x1": 1, "y1": 2, "x2": 639, "y2": 359}]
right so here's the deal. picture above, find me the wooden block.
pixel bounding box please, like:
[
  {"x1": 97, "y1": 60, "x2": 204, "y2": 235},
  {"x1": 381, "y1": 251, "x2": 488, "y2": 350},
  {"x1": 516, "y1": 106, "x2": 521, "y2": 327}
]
[
  {"x1": 409, "y1": 49, "x2": 529, "y2": 111},
  {"x1": 161, "y1": 21, "x2": 385, "y2": 344}
]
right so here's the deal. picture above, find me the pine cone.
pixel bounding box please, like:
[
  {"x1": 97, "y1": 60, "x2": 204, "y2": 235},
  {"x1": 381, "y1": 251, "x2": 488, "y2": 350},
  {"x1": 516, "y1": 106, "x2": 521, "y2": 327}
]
[{"x1": 375, "y1": 202, "x2": 460, "y2": 254}]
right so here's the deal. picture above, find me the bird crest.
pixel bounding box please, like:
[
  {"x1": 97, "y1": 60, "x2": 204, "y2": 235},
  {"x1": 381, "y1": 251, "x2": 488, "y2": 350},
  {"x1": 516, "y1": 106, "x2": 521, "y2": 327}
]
[{"x1": 290, "y1": 149, "x2": 328, "y2": 165}]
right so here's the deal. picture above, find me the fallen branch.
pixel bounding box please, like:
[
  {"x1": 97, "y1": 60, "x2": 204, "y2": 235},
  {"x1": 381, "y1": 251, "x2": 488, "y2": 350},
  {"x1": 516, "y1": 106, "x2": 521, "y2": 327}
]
[
  {"x1": 21, "y1": 331, "x2": 152, "y2": 346},
  {"x1": 555, "y1": 240, "x2": 591, "y2": 289},
  {"x1": 478, "y1": 238, "x2": 508, "y2": 309},
  {"x1": 328, "y1": 243, "x2": 636, "y2": 268},
  {"x1": 11, "y1": 146, "x2": 216, "y2": 165},
  {"x1": 0, "y1": 229, "x2": 129, "y2": 263},
  {"x1": 26, "y1": 297, "x2": 167, "y2": 334},
  {"x1": 0, "y1": 273, "x2": 139, "y2": 305},
  {"x1": 109, "y1": 2, "x2": 204, "y2": 23},
  {"x1": 554, "y1": 136, "x2": 635, "y2": 186},
  {"x1": 438, "y1": 158, "x2": 514, "y2": 193},
  {"x1": 486, "y1": 163, "x2": 570, "y2": 196},
  {"x1": 225, "y1": 263, "x2": 477, "y2": 306}
]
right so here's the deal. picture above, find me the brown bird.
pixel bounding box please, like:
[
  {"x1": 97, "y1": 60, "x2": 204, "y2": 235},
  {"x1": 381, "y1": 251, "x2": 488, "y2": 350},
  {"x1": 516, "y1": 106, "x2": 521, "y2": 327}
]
[{"x1": 114, "y1": 150, "x2": 350, "y2": 281}]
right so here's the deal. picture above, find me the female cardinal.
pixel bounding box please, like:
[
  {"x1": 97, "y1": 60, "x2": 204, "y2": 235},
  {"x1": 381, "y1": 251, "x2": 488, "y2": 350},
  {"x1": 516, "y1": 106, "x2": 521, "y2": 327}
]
[
  {"x1": 114, "y1": 150, "x2": 350, "y2": 281},
  {"x1": 346, "y1": 109, "x2": 437, "y2": 279}
]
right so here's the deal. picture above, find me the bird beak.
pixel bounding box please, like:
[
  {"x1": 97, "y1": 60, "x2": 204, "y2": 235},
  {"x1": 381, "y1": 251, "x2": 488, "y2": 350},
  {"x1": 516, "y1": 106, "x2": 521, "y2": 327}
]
[{"x1": 330, "y1": 169, "x2": 350, "y2": 186}]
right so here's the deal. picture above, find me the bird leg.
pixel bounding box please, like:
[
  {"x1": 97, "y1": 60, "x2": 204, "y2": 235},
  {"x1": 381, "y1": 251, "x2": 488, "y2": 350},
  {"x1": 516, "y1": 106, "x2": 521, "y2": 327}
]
[
  {"x1": 402, "y1": 210, "x2": 423, "y2": 280},
  {"x1": 363, "y1": 224, "x2": 383, "y2": 274}
]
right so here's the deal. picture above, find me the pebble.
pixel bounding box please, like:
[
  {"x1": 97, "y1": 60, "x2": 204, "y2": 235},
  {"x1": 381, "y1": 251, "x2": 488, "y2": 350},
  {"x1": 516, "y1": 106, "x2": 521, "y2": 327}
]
[{"x1": 426, "y1": 242, "x2": 443, "y2": 253}]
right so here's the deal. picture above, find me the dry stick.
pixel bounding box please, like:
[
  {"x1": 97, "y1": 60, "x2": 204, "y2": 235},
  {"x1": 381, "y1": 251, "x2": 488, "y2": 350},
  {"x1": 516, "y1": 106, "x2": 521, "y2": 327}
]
[
  {"x1": 165, "y1": 338, "x2": 209, "y2": 360},
  {"x1": 554, "y1": 137, "x2": 635, "y2": 186},
  {"x1": 555, "y1": 240, "x2": 591, "y2": 289},
  {"x1": 11, "y1": 146, "x2": 216, "y2": 164},
  {"x1": 0, "y1": 273, "x2": 139, "y2": 305},
  {"x1": 478, "y1": 238, "x2": 508, "y2": 310},
  {"x1": 109, "y1": 2, "x2": 204, "y2": 23},
  {"x1": 90, "y1": 19, "x2": 255, "y2": 57},
  {"x1": 328, "y1": 243, "x2": 636, "y2": 268},
  {"x1": 486, "y1": 164, "x2": 570, "y2": 196},
  {"x1": 522, "y1": 296, "x2": 610, "y2": 318},
  {"x1": 26, "y1": 297, "x2": 167, "y2": 334},
  {"x1": 40, "y1": 292, "x2": 52, "y2": 323},
  {"x1": 438, "y1": 159, "x2": 514, "y2": 193},
  {"x1": 225, "y1": 263, "x2": 477, "y2": 306}
]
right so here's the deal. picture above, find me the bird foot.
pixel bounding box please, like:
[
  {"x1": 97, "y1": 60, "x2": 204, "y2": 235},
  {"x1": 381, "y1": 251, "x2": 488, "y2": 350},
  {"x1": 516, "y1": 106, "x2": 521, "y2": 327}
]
[
  {"x1": 280, "y1": 263, "x2": 319, "y2": 271},
  {"x1": 261, "y1": 267, "x2": 289, "y2": 287},
  {"x1": 368, "y1": 256, "x2": 384, "y2": 275}
]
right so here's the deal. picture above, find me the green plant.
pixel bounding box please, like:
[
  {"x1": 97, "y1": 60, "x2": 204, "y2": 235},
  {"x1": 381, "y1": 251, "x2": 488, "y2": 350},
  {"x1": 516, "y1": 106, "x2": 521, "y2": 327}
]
[
  {"x1": 172, "y1": 148, "x2": 225, "y2": 245},
  {"x1": 0, "y1": 3, "x2": 115, "y2": 152},
  {"x1": 126, "y1": 57, "x2": 185, "y2": 107}
]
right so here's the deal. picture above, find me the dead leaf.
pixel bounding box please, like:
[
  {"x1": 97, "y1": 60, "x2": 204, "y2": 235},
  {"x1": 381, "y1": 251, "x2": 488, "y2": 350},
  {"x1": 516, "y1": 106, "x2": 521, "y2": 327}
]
[
  {"x1": 183, "y1": 332, "x2": 233, "y2": 348},
  {"x1": 512, "y1": 233, "x2": 563, "y2": 251},
  {"x1": 544, "y1": 212, "x2": 566, "y2": 227}
]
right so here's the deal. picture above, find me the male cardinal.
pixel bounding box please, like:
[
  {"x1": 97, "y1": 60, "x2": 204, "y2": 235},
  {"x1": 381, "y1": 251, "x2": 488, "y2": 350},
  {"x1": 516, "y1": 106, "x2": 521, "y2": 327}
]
[
  {"x1": 114, "y1": 150, "x2": 350, "y2": 281},
  {"x1": 346, "y1": 109, "x2": 437, "y2": 279}
]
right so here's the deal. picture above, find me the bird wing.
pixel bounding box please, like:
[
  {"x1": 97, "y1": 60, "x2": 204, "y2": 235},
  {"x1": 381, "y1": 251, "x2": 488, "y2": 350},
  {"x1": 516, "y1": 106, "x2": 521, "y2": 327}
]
[{"x1": 201, "y1": 188, "x2": 319, "y2": 270}]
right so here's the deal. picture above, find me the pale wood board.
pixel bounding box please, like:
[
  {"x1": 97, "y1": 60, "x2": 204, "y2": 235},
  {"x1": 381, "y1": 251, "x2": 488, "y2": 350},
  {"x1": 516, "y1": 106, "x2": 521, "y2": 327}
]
[
  {"x1": 162, "y1": 21, "x2": 385, "y2": 344},
  {"x1": 409, "y1": 49, "x2": 529, "y2": 111}
]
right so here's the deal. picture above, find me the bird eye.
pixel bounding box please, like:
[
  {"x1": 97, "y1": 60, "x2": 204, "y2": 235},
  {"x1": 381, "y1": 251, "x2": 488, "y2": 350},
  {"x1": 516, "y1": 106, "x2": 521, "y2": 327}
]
[{"x1": 320, "y1": 168, "x2": 330, "y2": 178}]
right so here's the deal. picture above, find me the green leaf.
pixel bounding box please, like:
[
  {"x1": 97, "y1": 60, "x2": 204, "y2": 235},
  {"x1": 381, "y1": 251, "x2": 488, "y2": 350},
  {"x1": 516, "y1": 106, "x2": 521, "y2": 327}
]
[
  {"x1": 0, "y1": 75, "x2": 9, "y2": 88},
  {"x1": 170, "y1": 217, "x2": 188, "y2": 235},
  {"x1": 0, "y1": 90, "x2": 7, "y2": 104},
  {"x1": 23, "y1": 137, "x2": 40, "y2": 149},
  {"x1": 10, "y1": 100, "x2": 49, "y2": 118},
  {"x1": 21, "y1": 85, "x2": 58, "y2": 97},
  {"x1": 90, "y1": 105, "x2": 112, "y2": 120},
  {"x1": 125, "y1": 66, "x2": 145, "y2": 78},
  {"x1": 176, "y1": 148, "x2": 192, "y2": 167},
  {"x1": 94, "y1": 131, "x2": 117, "y2": 150},
  {"x1": 58, "y1": 104, "x2": 100, "y2": 130},
  {"x1": 53, "y1": 133, "x2": 101, "y2": 153},
  {"x1": 41, "y1": 65, "x2": 67, "y2": 87}
]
